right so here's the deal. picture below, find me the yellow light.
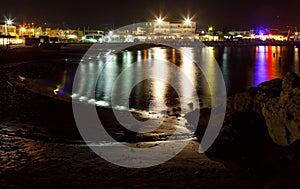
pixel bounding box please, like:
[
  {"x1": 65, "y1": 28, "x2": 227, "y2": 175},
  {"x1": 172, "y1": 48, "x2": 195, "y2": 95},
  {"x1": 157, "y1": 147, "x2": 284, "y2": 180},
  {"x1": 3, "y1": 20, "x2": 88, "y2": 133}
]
[
  {"x1": 10, "y1": 38, "x2": 23, "y2": 44},
  {"x1": 53, "y1": 86, "x2": 60, "y2": 95},
  {"x1": 21, "y1": 27, "x2": 26, "y2": 32},
  {"x1": 208, "y1": 27, "x2": 213, "y2": 31}
]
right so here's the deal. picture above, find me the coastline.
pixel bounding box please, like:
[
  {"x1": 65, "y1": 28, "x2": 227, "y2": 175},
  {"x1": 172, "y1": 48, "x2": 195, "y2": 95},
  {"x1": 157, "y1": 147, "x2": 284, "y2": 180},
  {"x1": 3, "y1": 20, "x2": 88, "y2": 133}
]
[
  {"x1": 1, "y1": 44, "x2": 300, "y2": 188},
  {"x1": 0, "y1": 45, "x2": 261, "y2": 188},
  {"x1": 202, "y1": 40, "x2": 300, "y2": 47}
]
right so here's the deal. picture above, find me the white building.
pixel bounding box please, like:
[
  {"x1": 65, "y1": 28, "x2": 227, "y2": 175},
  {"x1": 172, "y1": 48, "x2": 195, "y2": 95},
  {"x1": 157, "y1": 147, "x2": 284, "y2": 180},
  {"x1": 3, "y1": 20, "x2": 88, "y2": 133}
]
[{"x1": 153, "y1": 20, "x2": 196, "y2": 36}]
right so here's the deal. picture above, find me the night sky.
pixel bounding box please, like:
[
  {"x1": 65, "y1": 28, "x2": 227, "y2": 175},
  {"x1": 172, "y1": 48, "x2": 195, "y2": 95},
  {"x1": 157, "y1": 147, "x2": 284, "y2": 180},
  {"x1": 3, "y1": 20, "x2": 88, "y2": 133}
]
[{"x1": 1, "y1": 0, "x2": 299, "y2": 30}]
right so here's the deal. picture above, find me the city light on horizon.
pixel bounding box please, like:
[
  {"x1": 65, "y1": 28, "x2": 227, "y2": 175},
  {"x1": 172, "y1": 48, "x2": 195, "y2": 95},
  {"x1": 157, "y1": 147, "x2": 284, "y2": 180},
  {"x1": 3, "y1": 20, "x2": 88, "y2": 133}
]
[
  {"x1": 184, "y1": 17, "x2": 192, "y2": 26},
  {"x1": 6, "y1": 19, "x2": 13, "y2": 25},
  {"x1": 156, "y1": 17, "x2": 164, "y2": 25},
  {"x1": 0, "y1": 0, "x2": 299, "y2": 30}
]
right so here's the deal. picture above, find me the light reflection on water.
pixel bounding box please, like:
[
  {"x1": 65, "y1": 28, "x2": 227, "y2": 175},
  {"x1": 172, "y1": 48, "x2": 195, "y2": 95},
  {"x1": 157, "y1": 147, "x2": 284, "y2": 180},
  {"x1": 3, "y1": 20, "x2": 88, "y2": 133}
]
[
  {"x1": 47, "y1": 45, "x2": 300, "y2": 111},
  {"x1": 214, "y1": 45, "x2": 300, "y2": 94},
  {"x1": 70, "y1": 47, "x2": 208, "y2": 112}
]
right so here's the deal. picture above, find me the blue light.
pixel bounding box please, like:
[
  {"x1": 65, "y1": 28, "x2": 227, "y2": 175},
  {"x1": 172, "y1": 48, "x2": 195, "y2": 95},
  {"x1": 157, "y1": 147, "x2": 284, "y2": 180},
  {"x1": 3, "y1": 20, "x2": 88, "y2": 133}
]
[{"x1": 255, "y1": 27, "x2": 269, "y2": 35}]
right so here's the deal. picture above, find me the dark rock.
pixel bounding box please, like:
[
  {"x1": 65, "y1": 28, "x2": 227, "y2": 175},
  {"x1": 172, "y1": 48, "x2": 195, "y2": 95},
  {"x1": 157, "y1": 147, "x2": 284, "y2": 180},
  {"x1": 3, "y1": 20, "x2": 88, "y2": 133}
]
[
  {"x1": 188, "y1": 102, "x2": 194, "y2": 110},
  {"x1": 258, "y1": 78, "x2": 282, "y2": 97},
  {"x1": 282, "y1": 72, "x2": 300, "y2": 92},
  {"x1": 227, "y1": 91, "x2": 254, "y2": 113},
  {"x1": 263, "y1": 94, "x2": 300, "y2": 146},
  {"x1": 205, "y1": 112, "x2": 269, "y2": 160},
  {"x1": 225, "y1": 72, "x2": 300, "y2": 146},
  {"x1": 184, "y1": 108, "x2": 207, "y2": 136},
  {"x1": 247, "y1": 87, "x2": 259, "y2": 97},
  {"x1": 205, "y1": 111, "x2": 296, "y2": 181},
  {"x1": 187, "y1": 72, "x2": 300, "y2": 182}
]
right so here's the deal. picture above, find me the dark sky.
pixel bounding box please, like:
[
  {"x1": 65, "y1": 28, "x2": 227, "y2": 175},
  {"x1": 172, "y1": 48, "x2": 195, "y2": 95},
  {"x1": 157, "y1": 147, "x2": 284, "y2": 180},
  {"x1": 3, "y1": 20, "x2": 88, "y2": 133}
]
[{"x1": 1, "y1": 0, "x2": 299, "y2": 30}]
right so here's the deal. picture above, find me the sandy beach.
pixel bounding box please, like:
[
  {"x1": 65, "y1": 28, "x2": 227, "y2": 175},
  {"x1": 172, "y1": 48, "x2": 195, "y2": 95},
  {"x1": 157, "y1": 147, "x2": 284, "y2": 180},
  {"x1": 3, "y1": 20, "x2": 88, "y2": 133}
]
[{"x1": 0, "y1": 44, "x2": 292, "y2": 189}]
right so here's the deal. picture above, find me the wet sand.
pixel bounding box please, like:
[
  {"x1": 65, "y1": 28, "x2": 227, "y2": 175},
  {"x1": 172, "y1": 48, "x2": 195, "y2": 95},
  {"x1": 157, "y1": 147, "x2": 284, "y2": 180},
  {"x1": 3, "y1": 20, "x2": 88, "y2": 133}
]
[{"x1": 0, "y1": 45, "x2": 261, "y2": 188}]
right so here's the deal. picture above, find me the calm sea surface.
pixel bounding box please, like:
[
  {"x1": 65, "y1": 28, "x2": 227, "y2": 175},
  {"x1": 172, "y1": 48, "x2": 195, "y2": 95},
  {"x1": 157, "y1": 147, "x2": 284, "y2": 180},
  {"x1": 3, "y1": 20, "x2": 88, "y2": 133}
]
[{"x1": 43, "y1": 45, "x2": 300, "y2": 112}]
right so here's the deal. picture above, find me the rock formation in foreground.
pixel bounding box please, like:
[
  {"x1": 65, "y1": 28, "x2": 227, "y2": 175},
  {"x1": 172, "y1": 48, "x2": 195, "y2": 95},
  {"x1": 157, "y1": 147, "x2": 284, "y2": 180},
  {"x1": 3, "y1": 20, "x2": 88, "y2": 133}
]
[
  {"x1": 185, "y1": 72, "x2": 300, "y2": 187},
  {"x1": 227, "y1": 72, "x2": 300, "y2": 146}
]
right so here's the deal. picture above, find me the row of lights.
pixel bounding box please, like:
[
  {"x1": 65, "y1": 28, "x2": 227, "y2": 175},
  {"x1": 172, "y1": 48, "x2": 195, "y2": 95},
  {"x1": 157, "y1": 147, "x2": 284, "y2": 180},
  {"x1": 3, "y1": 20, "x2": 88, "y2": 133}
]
[
  {"x1": 156, "y1": 16, "x2": 193, "y2": 26},
  {"x1": 4, "y1": 16, "x2": 193, "y2": 28}
]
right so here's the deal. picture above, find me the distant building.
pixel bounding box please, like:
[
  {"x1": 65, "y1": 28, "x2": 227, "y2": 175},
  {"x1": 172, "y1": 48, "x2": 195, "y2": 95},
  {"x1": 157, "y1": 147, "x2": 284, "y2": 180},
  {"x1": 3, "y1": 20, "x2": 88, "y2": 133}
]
[
  {"x1": 0, "y1": 23, "x2": 17, "y2": 36},
  {"x1": 153, "y1": 21, "x2": 197, "y2": 36}
]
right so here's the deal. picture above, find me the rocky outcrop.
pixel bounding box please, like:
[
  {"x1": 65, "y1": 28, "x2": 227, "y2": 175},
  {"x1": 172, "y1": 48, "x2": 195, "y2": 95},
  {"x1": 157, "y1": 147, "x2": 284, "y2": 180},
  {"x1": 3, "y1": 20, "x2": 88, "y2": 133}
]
[
  {"x1": 226, "y1": 72, "x2": 300, "y2": 146},
  {"x1": 262, "y1": 73, "x2": 300, "y2": 146},
  {"x1": 184, "y1": 73, "x2": 300, "y2": 175},
  {"x1": 185, "y1": 72, "x2": 300, "y2": 187}
]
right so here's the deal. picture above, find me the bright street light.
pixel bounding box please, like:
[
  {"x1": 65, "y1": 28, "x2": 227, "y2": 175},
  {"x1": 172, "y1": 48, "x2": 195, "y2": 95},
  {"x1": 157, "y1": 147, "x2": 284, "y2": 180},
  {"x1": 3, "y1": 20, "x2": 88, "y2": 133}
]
[
  {"x1": 156, "y1": 17, "x2": 163, "y2": 25},
  {"x1": 184, "y1": 18, "x2": 191, "y2": 26},
  {"x1": 6, "y1": 19, "x2": 13, "y2": 25}
]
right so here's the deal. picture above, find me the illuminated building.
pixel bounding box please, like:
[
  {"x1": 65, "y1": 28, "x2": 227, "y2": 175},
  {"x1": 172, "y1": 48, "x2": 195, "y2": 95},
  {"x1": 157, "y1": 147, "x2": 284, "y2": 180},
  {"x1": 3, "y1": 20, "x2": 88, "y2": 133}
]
[
  {"x1": 0, "y1": 23, "x2": 17, "y2": 36},
  {"x1": 153, "y1": 20, "x2": 197, "y2": 36}
]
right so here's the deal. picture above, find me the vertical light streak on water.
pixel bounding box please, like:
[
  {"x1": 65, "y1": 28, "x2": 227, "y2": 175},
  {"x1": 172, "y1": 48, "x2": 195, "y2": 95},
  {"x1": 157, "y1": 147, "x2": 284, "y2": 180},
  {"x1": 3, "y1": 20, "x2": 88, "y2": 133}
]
[
  {"x1": 171, "y1": 48, "x2": 176, "y2": 63},
  {"x1": 200, "y1": 47, "x2": 217, "y2": 96},
  {"x1": 254, "y1": 46, "x2": 268, "y2": 86},
  {"x1": 137, "y1": 50, "x2": 142, "y2": 62},
  {"x1": 221, "y1": 47, "x2": 229, "y2": 88},
  {"x1": 131, "y1": 50, "x2": 143, "y2": 109},
  {"x1": 117, "y1": 51, "x2": 134, "y2": 109},
  {"x1": 266, "y1": 46, "x2": 273, "y2": 78},
  {"x1": 151, "y1": 48, "x2": 168, "y2": 111},
  {"x1": 179, "y1": 47, "x2": 197, "y2": 109},
  {"x1": 270, "y1": 46, "x2": 281, "y2": 79},
  {"x1": 85, "y1": 62, "x2": 97, "y2": 100},
  {"x1": 148, "y1": 49, "x2": 152, "y2": 63},
  {"x1": 143, "y1": 49, "x2": 148, "y2": 60},
  {"x1": 294, "y1": 46, "x2": 300, "y2": 73},
  {"x1": 104, "y1": 54, "x2": 118, "y2": 101},
  {"x1": 74, "y1": 63, "x2": 87, "y2": 99}
]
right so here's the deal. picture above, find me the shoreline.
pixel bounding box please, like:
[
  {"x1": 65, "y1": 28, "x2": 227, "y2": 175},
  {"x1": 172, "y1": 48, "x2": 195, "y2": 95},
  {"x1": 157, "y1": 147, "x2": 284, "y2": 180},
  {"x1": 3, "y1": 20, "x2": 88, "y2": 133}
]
[
  {"x1": 1, "y1": 45, "x2": 300, "y2": 188},
  {"x1": 202, "y1": 40, "x2": 300, "y2": 47}
]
